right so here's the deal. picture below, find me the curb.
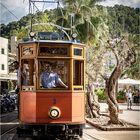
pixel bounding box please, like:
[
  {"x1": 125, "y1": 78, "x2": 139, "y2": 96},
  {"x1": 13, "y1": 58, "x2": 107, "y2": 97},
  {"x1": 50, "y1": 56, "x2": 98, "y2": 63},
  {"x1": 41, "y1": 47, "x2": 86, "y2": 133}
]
[{"x1": 86, "y1": 117, "x2": 140, "y2": 131}]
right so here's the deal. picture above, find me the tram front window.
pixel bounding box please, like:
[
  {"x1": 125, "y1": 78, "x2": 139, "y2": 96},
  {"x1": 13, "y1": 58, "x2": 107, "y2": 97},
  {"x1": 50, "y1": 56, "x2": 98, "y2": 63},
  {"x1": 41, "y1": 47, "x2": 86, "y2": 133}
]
[{"x1": 39, "y1": 60, "x2": 68, "y2": 89}]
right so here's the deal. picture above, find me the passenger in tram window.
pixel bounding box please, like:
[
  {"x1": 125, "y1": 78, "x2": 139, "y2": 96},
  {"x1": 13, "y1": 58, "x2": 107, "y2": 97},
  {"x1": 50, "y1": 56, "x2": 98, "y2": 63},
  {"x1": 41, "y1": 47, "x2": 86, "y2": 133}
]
[
  {"x1": 40, "y1": 62, "x2": 68, "y2": 89},
  {"x1": 21, "y1": 63, "x2": 29, "y2": 85}
]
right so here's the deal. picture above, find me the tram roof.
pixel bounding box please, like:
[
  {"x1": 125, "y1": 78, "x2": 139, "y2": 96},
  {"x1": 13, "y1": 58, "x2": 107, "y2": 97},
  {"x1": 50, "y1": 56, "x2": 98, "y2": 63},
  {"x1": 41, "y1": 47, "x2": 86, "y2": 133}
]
[{"x1": 19, "y1": 40, "x2": 86, "y2": 46}]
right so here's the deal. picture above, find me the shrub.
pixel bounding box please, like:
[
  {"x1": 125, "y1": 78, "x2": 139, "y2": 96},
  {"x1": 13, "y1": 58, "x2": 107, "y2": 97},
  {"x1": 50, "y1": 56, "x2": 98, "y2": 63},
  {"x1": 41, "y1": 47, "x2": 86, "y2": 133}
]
[
  {"x1": 95, "y1": 89, "x2": 106, "y2": 101},
  {"x1": 117, "y1": 90, "x2": 125, "y2": 100}
]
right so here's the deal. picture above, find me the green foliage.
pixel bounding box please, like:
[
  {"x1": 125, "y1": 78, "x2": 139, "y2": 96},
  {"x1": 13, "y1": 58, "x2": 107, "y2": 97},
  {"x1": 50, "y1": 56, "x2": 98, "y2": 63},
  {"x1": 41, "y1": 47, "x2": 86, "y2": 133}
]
[
  {"x1": 1, "y1": 5, "x2": 139, "y2": 41},
  {"x1": 8, "y1": 80, "x2": 14, "y2": 91},
  {"x1": 117, "y1": 90, "x2": 125, "y2": 100},
  {"x1": 0, "y1": 12, "x2": 52, "y2": 39},
  {"x1": 109, "y1": 64, "x2": 115, "y2": 71},
  {"x1": 95, "y1": 88, "x2": 106, "y2": 101},
  {"x1": 121, "y1": 34, "x2": 140, "y2": 79},
  {"x1": 107, "y1": 5, "x2": 140, "y2": 36}
]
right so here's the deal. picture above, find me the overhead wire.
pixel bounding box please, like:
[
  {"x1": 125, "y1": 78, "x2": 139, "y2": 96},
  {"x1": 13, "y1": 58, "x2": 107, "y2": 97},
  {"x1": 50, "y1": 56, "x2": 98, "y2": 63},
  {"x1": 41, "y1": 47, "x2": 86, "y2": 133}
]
[
  {"x1": 30, "y1": 1, "x2": 50, "y2": 31},
  {"x1": 28, "y1": 0, "x2": 71, "y2": 39},
  {"x1": 57, "y1": 0, "x2": 64, "y2": 28},
  {"x1": 30, "y1": 0, "x2": 55, "y2": 31},
  {"x1": 42, "y1": 0, "x2": 45, "y2": 11},
  {"x1": 0, "y1": 2, "x2": 19, "y2": 21}
]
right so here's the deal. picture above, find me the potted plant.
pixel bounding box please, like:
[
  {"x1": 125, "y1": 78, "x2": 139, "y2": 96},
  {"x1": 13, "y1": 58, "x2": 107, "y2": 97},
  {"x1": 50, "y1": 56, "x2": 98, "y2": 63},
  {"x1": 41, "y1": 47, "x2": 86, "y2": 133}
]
[{"x1": 117, "y1": 90, "x2": 126, "y2": 103}]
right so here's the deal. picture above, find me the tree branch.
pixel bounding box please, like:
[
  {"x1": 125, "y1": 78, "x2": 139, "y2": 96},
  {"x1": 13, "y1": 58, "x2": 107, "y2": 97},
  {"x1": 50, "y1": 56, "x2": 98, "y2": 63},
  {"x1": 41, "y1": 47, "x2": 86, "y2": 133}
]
[
  {"x1": 86, "y1": 71, "x2": 94, "y2": 81},
  {"x1": 107, "y1": 41, "x2": 119, "y2": 65}
]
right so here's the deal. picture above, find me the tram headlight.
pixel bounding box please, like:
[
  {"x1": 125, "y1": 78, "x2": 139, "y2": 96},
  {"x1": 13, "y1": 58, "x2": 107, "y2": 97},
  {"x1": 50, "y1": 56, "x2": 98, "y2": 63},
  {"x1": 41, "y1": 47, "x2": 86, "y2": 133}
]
[
  {"x1": 29, "y1": 31, "x2": 36, "y2": 38},
  {"x1": 72, "y1": 33, "x2": 77, "y2": 39},
  {"x1": 49, "y1": 107, "x2": 61, "y2": 119}
]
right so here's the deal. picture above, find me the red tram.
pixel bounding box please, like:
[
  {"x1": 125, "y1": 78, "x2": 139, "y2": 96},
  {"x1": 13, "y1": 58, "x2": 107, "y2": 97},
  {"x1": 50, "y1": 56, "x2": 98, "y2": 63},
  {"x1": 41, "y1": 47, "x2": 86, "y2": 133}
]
[{"x1": 17, "y1": 32, "x2": 86, "y2": 139}]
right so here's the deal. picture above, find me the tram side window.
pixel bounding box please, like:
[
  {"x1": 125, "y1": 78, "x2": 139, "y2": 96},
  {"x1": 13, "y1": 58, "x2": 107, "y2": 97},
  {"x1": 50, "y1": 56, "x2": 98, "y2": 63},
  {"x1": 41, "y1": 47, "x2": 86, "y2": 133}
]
[
  {"x1": 73, "y1": 60, "x2": 84, "y2": 87},
  {"x1": 39, "y1": 60, "x2": 68, "y2": 89},
  {"x1": 21, "y1": 59, "x2": 34, "y2": 86}
]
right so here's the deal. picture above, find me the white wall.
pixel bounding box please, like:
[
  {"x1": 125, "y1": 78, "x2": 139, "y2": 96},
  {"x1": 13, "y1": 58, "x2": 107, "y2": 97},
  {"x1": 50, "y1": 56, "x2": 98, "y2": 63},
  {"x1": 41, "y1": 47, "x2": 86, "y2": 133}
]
[{"x1": 0, "y1": 37, "x2": 8, "y2": 75}]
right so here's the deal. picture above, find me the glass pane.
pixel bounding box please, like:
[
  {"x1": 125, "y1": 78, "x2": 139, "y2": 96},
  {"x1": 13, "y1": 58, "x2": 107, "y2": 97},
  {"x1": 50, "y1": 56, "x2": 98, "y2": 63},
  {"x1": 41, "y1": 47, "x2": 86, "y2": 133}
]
[
  {"x1": 21, "y1": 59, "x2": 34, "y2": 86},
  {"x1": 39, "y1": 60, "x2": 68, "y2": 89},
  {"x1": 39, "y1": 47, "x2": 68, "y2": 56},
  {"x1": 73, "y1": 60, "x2": 84, "y2": 86},
  {"x1": 74, "y1": 48, "x2": 82, "y2": 56}
]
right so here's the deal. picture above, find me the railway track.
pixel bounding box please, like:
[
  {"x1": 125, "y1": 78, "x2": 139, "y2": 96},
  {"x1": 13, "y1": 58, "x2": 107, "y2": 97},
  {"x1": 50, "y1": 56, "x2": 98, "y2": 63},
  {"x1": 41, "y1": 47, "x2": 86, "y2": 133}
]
[
  {"x1": 0, "y1": 111, "x2": 100, "y2": 140},
  {"x1": 1, "y1": 120, "x2": 19, "y2": 135},
  {"x1": 0, "y1": 110, "x2": 19, "y2": 140},
  {"x1": 0, "y1": 110, "x2": 18, "y2": 122},
  {"x1": 1, "y1": 127, "x2": 100, "y2": 140},
  {"x1": 1, "y1": 125, "x2": 17, "y2": 140}
]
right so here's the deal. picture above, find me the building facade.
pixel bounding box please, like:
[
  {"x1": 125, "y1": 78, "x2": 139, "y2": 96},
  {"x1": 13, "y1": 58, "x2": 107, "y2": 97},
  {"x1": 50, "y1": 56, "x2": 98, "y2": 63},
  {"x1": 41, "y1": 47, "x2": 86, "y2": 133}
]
[{"x1": 0, "y1": 37, "x2": 17, "y2": 94}]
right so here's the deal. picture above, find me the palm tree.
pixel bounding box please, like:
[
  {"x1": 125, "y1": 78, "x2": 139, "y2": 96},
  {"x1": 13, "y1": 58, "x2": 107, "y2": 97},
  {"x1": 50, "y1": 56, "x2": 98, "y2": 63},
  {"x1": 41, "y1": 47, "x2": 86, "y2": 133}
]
[
  {"x1": 56, "y1": 0, "x2": 110, "y2": 118},
  {"x1": 57, "y1": 0, "x2": 107, "y2": 44}
]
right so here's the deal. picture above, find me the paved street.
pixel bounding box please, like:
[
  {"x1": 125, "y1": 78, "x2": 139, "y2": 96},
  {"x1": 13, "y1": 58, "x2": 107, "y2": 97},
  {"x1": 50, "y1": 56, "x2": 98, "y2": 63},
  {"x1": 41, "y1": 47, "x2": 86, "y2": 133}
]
[
  {"x1": 84, "y1": 126, "x2": 140, "y2": 140},
  {"x1": 100, "y1": 103, "x2": 140, "y2": 125},
  {"x1": 84, "y1": 103, "x2": 140, "y2": 140}
]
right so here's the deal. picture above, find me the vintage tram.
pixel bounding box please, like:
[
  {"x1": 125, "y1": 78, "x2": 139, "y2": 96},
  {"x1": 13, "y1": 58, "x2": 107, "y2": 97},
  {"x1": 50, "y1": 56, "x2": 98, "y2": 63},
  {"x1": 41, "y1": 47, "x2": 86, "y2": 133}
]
[{"x1": 17, "y1": 32, "x2": 86, "y2": 139}]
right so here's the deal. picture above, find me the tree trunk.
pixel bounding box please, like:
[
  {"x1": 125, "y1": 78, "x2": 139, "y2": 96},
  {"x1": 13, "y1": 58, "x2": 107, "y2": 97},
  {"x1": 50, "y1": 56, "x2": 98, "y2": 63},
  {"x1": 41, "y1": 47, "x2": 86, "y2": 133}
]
[
  {"x1": 105, "y1": 66, "x2": 122, "y2": 124},
  {"x1": 105, "y1": 37, "x2": 136, "y2": 124},
  {"x1": 86, "y1": 83, "x2": 100, "y2": 118}
]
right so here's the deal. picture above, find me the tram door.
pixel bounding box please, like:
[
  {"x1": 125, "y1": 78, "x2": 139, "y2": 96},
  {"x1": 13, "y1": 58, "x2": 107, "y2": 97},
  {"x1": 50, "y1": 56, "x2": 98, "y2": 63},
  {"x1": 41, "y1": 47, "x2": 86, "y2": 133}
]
[{"x1": 19, "y1": 43, "x2": 36, "y2": 91}]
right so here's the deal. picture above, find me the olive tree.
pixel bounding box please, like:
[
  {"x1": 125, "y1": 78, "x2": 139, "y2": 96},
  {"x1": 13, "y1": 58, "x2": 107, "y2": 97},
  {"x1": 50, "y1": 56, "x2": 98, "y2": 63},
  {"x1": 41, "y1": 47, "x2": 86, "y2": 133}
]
[{"x1": 102, "y1": 36, "x2": 136, "y2": 124}]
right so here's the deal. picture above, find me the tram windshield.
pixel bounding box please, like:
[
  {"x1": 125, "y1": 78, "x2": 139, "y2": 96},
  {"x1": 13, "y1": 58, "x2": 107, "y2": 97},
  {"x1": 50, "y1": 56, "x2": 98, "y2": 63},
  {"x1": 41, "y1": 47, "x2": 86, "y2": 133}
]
[{"x1": 39, "y1": 60, "x2": 69, "y2": 89}]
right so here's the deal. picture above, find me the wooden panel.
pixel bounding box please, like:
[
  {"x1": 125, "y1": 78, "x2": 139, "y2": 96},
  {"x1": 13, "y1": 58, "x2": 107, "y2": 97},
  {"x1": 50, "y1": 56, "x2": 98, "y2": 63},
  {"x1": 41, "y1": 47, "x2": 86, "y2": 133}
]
[
  {"x1": 83, "y1": 47, "x2": 86, "y2": 90},
  {"x1": 21, "y1": 44, "x2": 36, "y2": 58},
  {"x1": 20, "y1": 92, "x2": 85, "y2": 124},
  {"x1": 72, "y1": 93, "x2": 85, "y2": 122},
  {"x1": 36, "y1": 93, "x2": 72, "y2": 122},
  {"x1": 20, "y1": 92, "x2": 36, "y2": 123},
  {"x1": 20, "y1": 92, "x2": 73, "y2": 123}
]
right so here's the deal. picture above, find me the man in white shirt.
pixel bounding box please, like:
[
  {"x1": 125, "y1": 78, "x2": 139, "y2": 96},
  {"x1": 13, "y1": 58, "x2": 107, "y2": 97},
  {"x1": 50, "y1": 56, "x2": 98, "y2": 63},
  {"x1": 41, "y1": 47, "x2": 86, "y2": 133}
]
[
  {"x1": 126, "y1": 90, "x2": 133, "y2": 110},
  {"x1": 41, "y1": 63, "x2": 68, "y2": 89}
]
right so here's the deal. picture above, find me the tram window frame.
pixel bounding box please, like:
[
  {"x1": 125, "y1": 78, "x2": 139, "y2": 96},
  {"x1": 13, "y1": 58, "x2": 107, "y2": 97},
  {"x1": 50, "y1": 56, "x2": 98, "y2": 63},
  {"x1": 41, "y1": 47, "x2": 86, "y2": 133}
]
[
  {"x1": 74, "y1": 48, "x2": 83, "y2": 56},
  {"x1": 73, "y1": 60, "x2": 84, "y2": 90},
  {"x1": 39, "y1": 44, "x2": 70, "y2": 57},
  {"x1": 38, "y1": 59, "x2": 69, "y2": 90},
  {"x1": 20, "y1": 59, "x2": 35, "y2": 91},
  {"x1": 73, "y1": 45, "x2": 84, "y2": 58}
]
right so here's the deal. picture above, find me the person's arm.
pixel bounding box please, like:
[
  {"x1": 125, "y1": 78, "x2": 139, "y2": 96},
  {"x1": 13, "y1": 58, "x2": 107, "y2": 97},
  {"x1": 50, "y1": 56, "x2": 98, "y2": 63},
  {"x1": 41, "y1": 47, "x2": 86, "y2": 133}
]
[{"x1": 58, "y1": 78, "x2": 68, "y2": 88}]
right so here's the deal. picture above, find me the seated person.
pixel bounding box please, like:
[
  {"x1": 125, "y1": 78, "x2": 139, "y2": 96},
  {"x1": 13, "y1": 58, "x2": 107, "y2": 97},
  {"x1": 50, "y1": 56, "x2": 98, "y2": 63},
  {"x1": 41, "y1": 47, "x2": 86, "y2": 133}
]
[{"x1": 41, "y1": 62, "x2": 68, "y2": 89}]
